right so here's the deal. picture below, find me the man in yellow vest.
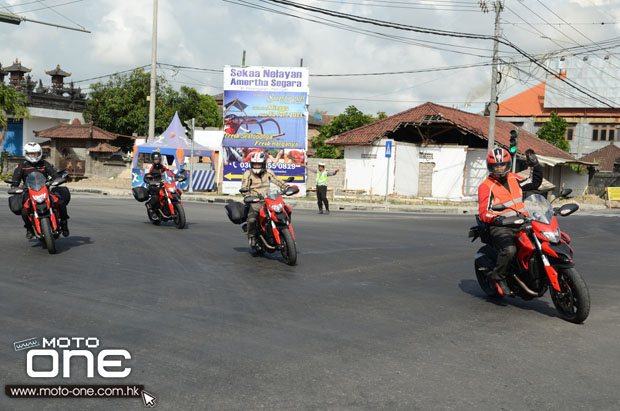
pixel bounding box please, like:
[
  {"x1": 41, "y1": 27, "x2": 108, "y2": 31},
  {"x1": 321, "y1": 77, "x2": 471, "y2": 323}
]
[
  {"x1": 307, "y1": 162, "x2": 339, "y2": 214},
  {"x1": 478, "y1": 148, "x2": 542, "y2": 295}
]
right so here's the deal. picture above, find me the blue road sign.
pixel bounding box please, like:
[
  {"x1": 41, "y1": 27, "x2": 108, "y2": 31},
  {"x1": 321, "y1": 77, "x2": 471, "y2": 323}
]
[{"x1": 385, "y1": 140, "x2": 392, "y2": 158}]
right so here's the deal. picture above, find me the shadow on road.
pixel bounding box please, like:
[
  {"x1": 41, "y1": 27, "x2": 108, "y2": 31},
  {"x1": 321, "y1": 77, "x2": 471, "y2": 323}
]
[
  {"x1": 27, "y1": 236, "x2": 92, "y2": 254},
  {"x1": 458, "y1": 279, "x2": 558, "y2": 319}
]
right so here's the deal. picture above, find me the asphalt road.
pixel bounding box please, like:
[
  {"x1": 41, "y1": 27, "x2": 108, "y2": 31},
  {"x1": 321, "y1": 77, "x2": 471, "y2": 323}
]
[{"x1": 1, "y1": 194, "x2": 619, "y2": 411}]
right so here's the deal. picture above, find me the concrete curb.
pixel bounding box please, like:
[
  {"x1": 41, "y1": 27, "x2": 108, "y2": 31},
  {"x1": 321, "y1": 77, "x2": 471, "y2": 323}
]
[{"x1": 58, "y1": 186, "x2": 612, "y2": 214}]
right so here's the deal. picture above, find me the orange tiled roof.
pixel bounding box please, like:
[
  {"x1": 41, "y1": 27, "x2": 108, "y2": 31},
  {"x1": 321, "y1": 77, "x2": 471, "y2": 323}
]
[
  {"x1": 496, "y1": 82, "x2": 546, "y2": 117},
  {"x1": 327, "y1": 102, "x2": 574, "y2": 160}
]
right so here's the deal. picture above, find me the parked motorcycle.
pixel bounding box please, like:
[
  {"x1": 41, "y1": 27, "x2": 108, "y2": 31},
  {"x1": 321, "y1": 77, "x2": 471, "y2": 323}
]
[
  {"x1": 134, "y1": 170, "x2": 187, "y2": 229},
  {"x1": 5, "y1": 170, "x2": 68, "y2": 254},
  {"x1": 229, "y1": 179, "x2": 299, "y2": 265},
  {"x1": 469, "y1": 189, "x2": 590, "y2": 323}
]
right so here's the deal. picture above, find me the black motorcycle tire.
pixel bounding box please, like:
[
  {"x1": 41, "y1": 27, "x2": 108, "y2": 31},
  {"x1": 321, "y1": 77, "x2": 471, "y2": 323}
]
[
  {"x1": 550, "y1": 267, "x2": 590, "y2": 324},
  {"x1": 174, "y1": 203, "x2": 186, "y2": 229},
  {"x1": 41, "y1": 217, "x2": 56, "y2": 255},
  {"x1": 280, "y1": 228, "x2": 297, "y2": 266},
  {"x1": 475, "y1": 245, "x2": 500, "y2": 298}
]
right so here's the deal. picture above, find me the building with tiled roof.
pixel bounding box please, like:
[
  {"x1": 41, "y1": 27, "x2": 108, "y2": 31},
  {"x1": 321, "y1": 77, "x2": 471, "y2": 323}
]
[
  {"x1": 326, "y1": 102, "x2": 588, "y2": 199},
  {"x1": 496, "y1": 56, "x2": 620, "y2": 158},
  {"x1": 579, "y1": 143, "x2": 620, "y2": 172},
  {"x1": 33, "y1": 120, "x2": 126, "y2": 177}
]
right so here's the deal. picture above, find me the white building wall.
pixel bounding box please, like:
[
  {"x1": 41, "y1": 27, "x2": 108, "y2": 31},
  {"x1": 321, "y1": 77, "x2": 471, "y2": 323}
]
[
  {"x1": 393, "y1": 142, "x2": 419, "y2": 196},
  {"x1": 344, "y1": 141, "x2": 395, "y2": 195},
  {"x1": 464, "y1": 149, "x2": 487, "y2": 197},
  {"x1": 417, "y1": 146, "x2": 467, "y2": 199}
]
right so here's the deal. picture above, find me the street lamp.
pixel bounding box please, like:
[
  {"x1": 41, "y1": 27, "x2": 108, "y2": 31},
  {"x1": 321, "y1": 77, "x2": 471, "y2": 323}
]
[{"x1": 0, "y1": 12, "x2": 21, "y2": 25}]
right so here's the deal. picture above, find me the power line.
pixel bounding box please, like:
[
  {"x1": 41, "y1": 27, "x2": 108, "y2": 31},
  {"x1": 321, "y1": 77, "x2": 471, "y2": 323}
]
[{"x1": 258, "y1": 0, "x2": 616, "y2": 107}]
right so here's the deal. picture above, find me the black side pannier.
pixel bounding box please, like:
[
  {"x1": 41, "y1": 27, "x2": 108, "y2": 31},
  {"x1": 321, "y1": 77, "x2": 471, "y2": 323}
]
[
  {"x1": 51, "y1": 186, "x2": 71, "y2": 206},
  {"x1": 8, "y1": 194, "x2": 23, "y2": 215},
  {"x1": 132, "y1": 186, "x2": 149, "y2": 202},
  {"x1": 225, "y1": 201, "x2": 248, "y2": 224}
]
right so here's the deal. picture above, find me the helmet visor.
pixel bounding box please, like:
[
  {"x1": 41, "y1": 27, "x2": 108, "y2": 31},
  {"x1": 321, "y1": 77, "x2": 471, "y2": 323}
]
[{"x1": 26, "y1": 151, "x2": 41, "y2": 160}]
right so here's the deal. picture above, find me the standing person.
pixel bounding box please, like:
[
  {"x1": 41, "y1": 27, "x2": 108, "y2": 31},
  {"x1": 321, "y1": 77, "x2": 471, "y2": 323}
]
[
  {"x1": 241, "y1": 152, "x2": 289, "y2": 247},
  {"x1": 307, "y1": 162, "x2": 339, "y2": 214},
  {"x1": 477, "y1": 148, "x2": 542, "y2": 296}
]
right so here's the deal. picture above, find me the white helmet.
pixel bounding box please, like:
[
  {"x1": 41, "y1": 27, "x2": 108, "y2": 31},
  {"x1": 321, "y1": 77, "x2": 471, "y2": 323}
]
[
  {"x1": 250, "y1": 152, "x2": 266, "y2": 175},
  {"x1": 24, "y1": 142, "x2": 42, "y2": 164}
]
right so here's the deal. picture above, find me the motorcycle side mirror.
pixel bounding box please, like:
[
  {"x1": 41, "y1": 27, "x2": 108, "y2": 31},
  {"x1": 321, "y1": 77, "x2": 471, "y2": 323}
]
[
  {"x1": 285, "y1": 176, "x2": 295, "y2": 183},
  {"x1": 285, "y1": 186, "x2": 300, "y2": 196},
  {"x1": 8, "y1": 188, "x2": 23, "y2": 195},
  {"x1": 558, "y1": 203, "x2": 579, "y2": 217},
  {"x1": 559, "y1": 188, "x2": 573, "y2": 198},
  {"x1": 176, "y1": 174, "x2": 187, "y2": 182},
  {"x1": 491, "y1": 204, "x2": 507, "y2": 212},
  {"x1": 4, "y1": 178, "x2": 13, "y2": 184},
  {"x1": 239, "y1": 187, "x2": 249, "y2": 194}
]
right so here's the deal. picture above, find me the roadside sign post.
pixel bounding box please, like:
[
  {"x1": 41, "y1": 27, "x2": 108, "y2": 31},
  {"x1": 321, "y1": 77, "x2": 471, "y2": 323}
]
[{"x1": 385, "y1": 140, "x2": 392, "y2": 203}]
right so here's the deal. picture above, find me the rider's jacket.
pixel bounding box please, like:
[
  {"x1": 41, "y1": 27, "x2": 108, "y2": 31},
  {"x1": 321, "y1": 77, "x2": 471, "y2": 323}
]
[
  {"x1": 148, "y1": 163, "x2": 168, "y2": 180},
  {"x1": 11, "y1": 160, "x2": 60, "y2": 187},
  {"x1": 241, "y1": 169, "x2": 288, "y2": 197},
  {"x1": 478, "y1": 164, "x2": 543, "y2": 224}
]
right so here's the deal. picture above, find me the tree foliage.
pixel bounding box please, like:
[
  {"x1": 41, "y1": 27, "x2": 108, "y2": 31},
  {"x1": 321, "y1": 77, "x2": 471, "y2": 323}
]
[
  {"x1": 310, "y1": 106, "x2": 384, "y2": 159},
  {"x1": 536, "y1": 111, "x2": 570, "y2": 152},
  {"x1": 84, "y1": 69, "x2": 222, "y2": 150},
  {"x1": 0, "y1": 83, "x2": 30, "y2": 148}
]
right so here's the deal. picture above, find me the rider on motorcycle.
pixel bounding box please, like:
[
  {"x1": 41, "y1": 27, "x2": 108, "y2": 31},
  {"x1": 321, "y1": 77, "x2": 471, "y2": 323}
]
[
  {"x1": 241, "y1": 152, "x2": 288, "y2": 247},
  {"x1": 10, "y1": 142, "x2": 69, "y2": 239},
  {"x1": 477, "y1": 147, "x2": 542, "y2": 296},
  {"x1": 145, "y1": 151, "x2": 168, "y2": 221}
]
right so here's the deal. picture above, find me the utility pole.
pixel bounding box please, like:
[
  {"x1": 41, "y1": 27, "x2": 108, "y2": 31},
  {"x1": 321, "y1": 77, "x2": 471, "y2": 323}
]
[
  {"x1": 147, "y1": 0, "x2": 158, "y2": 142},
  {"x1": 481, "y1": 0, "x2": 503, "y2": 150},
  {"x1": 242, "y1": 50, "x2": 246, "y2": 67}
]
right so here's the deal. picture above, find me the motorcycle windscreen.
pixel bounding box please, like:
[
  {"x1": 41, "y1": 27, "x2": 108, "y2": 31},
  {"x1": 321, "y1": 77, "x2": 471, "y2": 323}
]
[
  {"x1": 25, "y1": 172, "x2": 47, "y2": 191},
  {"x1": 524, "y1": 194, "x2": 554, "y2": 224}
]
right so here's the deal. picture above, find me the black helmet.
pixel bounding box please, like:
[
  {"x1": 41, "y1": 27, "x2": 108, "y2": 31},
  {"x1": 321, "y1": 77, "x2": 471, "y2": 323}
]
[{"x1": 151, "y1": 151, "x2": 162, "y2": 165}]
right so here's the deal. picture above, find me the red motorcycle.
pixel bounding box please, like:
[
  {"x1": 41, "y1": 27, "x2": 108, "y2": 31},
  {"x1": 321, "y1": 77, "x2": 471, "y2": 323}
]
[
  {"x1": 238, "y1": 182, "x2": 299, "y2": 265},
  {"x1": 6, "y1": 171, "x2": 67, "y2": 254},
  {"x1": 143, "y1": 170, "x2": 187, "y2": 229},
  {"x1": 469, "y1": 190, "x2": 590, "y2": 323}
]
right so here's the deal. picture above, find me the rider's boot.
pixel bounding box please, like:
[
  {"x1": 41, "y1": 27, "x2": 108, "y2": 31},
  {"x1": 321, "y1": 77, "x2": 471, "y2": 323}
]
[
  {"x1": 25, "y1": 225, "x2": 34, "y2": 240},
  {"x1": 61, "y1": 220, "x2": 70, "y2": 237}
]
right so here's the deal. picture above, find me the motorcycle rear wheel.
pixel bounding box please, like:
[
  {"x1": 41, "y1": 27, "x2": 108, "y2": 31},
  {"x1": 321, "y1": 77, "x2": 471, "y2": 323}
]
[
  {"x1": 40, "y1": 218, "x2": 56, "y2": 255},
  {"x1": 550, "y1": 267, "x2": 590, "y2": 324},
  {"x1": 280, "y1": 228, "x2": 297, "y2": 266}
]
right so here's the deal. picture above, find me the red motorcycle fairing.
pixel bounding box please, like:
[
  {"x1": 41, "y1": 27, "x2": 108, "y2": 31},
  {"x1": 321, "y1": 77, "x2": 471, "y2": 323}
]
[
  {"x1": 516, "y1": 231, "x2": 534, "y2": 269},
  {"x1": 157, "y1": 182, "x2": 182, "y2": 216},
  {"x1": 25, "y1": 186, "x2": 59, "y2": 233}
]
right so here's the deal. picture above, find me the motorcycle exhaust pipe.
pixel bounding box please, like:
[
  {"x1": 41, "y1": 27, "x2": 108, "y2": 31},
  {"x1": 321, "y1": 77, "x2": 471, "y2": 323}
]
[
  {"x1": 512, "y1": 274, "x2": 538, "y2": 296},
  {"x1": 259, "y1": 235, "x2": 276, "y2": 250}
]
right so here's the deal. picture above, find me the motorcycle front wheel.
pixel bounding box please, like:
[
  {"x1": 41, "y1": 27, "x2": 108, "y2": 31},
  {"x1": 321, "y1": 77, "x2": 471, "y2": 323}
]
[
  {"x1": 40, "y1": 217, "x2": 56, "y2": 254},
  {"x1": 173, "y1": 203, "x2": 186, "y2": 229},
  {"x1": 474, "y1": 245, "x2": 500, "y2": 298},
  {"x1": 550, "y1": 267, "x2": 590, "y2": 324},
  {"x1": 279, "y1": 228, "x2": 297, "y2": 266}
]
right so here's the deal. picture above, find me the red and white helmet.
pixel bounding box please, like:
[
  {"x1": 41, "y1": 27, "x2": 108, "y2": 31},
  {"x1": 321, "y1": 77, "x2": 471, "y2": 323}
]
[
  {"x1": 250, "y1": 151, "x2": 267, "y2": 175},
  {"x1": 486, "y1": 148, "x2": 512, "y2": 178}
]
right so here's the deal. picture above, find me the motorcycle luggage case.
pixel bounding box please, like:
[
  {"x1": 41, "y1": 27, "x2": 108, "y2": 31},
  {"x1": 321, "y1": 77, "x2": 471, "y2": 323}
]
[
  {"x1": 132, "y1": 186, "x2": 149, "y2": 202},
  {"x1": 225, "y1": 201, "x2": 248, "y2": 224},
  {"x1": 51, "y1": 186, "x2": 71, "y2": 206},
  {"x1": 8, "y1": 194, "x2": 22, "y2": 215}
]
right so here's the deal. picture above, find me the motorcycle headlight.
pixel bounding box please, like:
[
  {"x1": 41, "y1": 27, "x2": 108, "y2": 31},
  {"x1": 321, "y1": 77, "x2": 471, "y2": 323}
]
[
  {"x1": 33, "y1": 193, "x2": 47, "y2": 204},
  {"x1": 541, "y1": 228, "x2": 561, "y2": 243},
  {"x1": 270, "y1": 203, "x2": 283, "y2": 213},
  {"x1": 167, "y1": 186, "x2": 176, "y2": 193}
]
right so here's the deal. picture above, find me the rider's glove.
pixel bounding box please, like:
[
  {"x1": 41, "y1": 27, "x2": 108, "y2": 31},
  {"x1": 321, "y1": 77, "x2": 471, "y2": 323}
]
[{"x1": 493, "y1": 215, "x2": 505, "y2": 226}]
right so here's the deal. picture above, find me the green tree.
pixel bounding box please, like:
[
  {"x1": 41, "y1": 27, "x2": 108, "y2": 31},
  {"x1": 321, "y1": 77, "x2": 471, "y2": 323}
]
[
  {"x1": 84, "y1": 69, "x2": 221, "y2": 150},
  {"x1": 536, "y1": 111, "x2": 570, "y2": 152},
  {"x1": 310, "y1": 106, "x2": 383, "y2": 159},
  {"x1": 0, "y1": 83, "x2": 30, "y2": 150}
]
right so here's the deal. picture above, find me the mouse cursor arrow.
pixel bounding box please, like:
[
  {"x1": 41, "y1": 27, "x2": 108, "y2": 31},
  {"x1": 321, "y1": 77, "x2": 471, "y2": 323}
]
[{"x1": 141, "y1": 390, "x2": 157, "y2": 407}]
